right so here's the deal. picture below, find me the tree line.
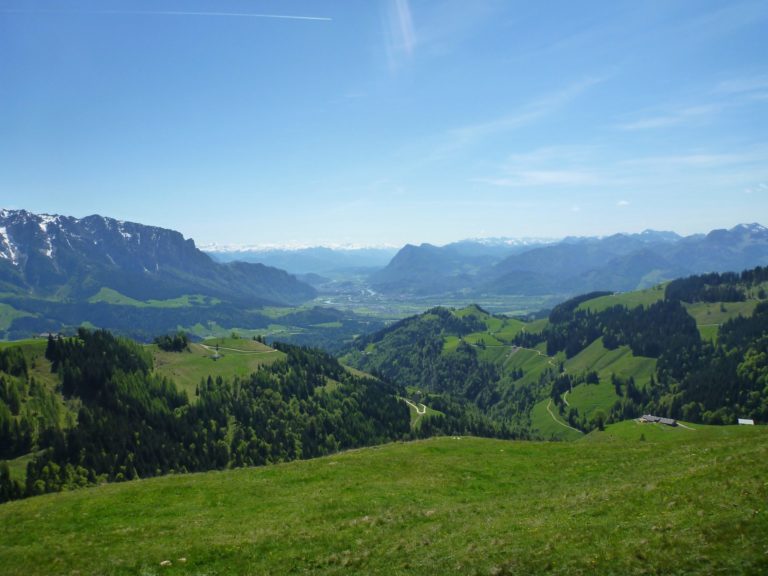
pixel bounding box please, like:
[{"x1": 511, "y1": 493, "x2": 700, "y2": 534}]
[{"x1": 665, "y1": 267, "x2": 768, "y2": 303}]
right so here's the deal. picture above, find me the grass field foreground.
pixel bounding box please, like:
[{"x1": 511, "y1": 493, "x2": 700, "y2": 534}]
[{"x1": 1, "y1": 424, "x2": 766, "y2": 575}]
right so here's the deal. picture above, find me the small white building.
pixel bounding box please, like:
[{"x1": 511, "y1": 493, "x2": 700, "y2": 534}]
[{"x1": 738, "y1": 418, "x2": 755, "y2": 425}]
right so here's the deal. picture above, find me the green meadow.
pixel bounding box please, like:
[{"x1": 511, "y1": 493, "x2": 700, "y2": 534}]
[
  {"x1": 151, "y1": 337, "x2": 284, "y2": 399},
  {"x1": 565, "y1": 338, "x2": 657, "y2": 387},
  {"x1": 685, "y1": 300, "x2": 761, "y2": 341},
  {"x1": 87, "y1": 288, "x2": 220, "y2": 308},
  {"x1": 1, "y1": 423, "x2": 765, "y2": 575},
  {"x1": 530, "y1": 397, "x2": 583, "y2": 441},
  {"x1": 0, "y1": 304, "x2": 34, "y2": 332},
  {"x1": 577, "y1": 286, "x2": 666, "y2": 313}
]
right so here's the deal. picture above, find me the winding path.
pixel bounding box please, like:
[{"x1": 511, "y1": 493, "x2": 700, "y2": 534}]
[
  {"x1": 546, "y1": 398, "x2": 583, "y2": 434},
  {"x1": 469, "y1": 341, "x2": 576, "y2": 432},
  {"x1": 198, "y1": 343, "x2": 278, "y2": 355},
  {"x1": 403, "y1": 398, "x2": 427, "y2": 415}
]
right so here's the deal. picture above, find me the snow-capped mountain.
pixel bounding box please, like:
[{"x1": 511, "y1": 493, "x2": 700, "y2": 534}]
[{"x1": 0, "y1": 209, "x2": 315, "y2": 305}]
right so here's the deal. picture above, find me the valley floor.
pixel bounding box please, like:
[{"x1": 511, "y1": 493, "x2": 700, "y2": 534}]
[{"x1": 1, "y1": 422, "x2": 766, "y2": 575}]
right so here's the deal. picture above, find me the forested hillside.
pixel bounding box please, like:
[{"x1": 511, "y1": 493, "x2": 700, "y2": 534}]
[
  {"x1": 345, "y1": 266, "x2": 768, "y2": 438},
  {"x1": 343, "y1": 305, "x2": 550, "y2": 436},
  {"x1": 0, "y1": 329, "x2": 410, "y2": 502}
]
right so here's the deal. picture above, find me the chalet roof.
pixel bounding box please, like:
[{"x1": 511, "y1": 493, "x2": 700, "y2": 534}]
[{"x1": 640, "y1": 414, "x2": 676, "y2": 426}]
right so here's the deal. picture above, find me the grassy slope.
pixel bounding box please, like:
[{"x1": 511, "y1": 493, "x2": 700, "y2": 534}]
[
  {"x1": 565, "y1": 337, "x2": 657, "y2": 423},
  {"x1": 499, "y1": 347, "x2": 557, "y2": 393},
  {"x1": 530, "y1": 399, "x2": 583, "y2": 441},
  {"x1": 684, "y1": 300, "x2": 761, "y2": 342},
  {"x1": 1, "y1": 425, "x2": 766, "y2": 576},
  {"x1": 564, "y1": 338, "x2": 656, "y2": 386},
  {"x1": 87, "y1": 287, "x2": 220, "y2": 308},
  {"x1": 0, "y1": 339, "x2": 58, "y2": 388},
  {"x1": 437, "y1": 309, "x2": 551, "y2": 385},
  {"x1": 5, "y1": 453, "x2": 36, "y2": 485},
  {"x1": 530, "y1": 338, "x2": 657, "y2": 440},
  {"x1": 0, "y1": 303, "x2": 35, "y2": 332},
  {"x1": 577, "y1": 286, "x2": 666, "y2": 313},
  {"x1": 151, "y1": 338, "x2": 284, "y2": 399}
]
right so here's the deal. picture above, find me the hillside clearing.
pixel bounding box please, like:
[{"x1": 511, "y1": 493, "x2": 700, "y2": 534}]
[
  {"x1": 151, "y1": 338, "x2": 284, "y2": 399},
  {"x1": 578, "y1": 286, "x2": 666, "y2": 313}
]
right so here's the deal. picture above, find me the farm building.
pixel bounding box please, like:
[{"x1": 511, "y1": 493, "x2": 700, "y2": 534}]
[
  {"x1": 639, "y1": 414, "x2": 677, "y2": 427},
  {"x1": 738, "y1": 418, "x2": 755, "y2": 425}
]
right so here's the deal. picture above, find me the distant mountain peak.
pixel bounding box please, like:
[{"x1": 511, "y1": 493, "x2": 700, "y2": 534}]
[
  {"x1": 455, "y1": 236, "x2": 559, "y2": 247},
  {"x1": 637, "y1": 229, "x2": 681, "y2": 242},
  {"x1": 201, "y1": 241, "x2": 399, "y2": 252},
  {"x1": 732, "y1": 222, "x2": 767, "y2": 233}
]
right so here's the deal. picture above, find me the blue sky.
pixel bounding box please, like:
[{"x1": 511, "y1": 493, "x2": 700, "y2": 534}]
[{"x1": 2, "y1": 0, "x2": 767, "y2": 248}]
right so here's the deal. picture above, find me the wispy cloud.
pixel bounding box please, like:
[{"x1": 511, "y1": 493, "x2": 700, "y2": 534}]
[
  {"x1": 620, "y1": 152, "x2": 760, "y2": 168},
  {"x1": 477, "y1": 171, "x2": 599, "y2": 188},
  {"x1": 473, "y1": 145, "x2": 607, "y2": 190},
  {"x1": 618, "y1": 70, "x2": 768, "y2": 132},
  {"x1": 426, "y1": 77, "x2": 603, "y2": 161},
  {"x1": 0, "y1": 9, "x2": 332, "y2": 21},
  {"x1": 617, "y1": 200, "x2": 630, "y2": 207},
  {"x1": 614, "y1": 147, "x2": 768, "y2": 203},
  {"x1": 407, "y1": 0, "x2": 503, "y2": 58},
  {"x1": 716, "y1": 75, "x2": 768, "y2": 94},
  {"x1": 385, "y1": 0, "x2": 416, "y2": 69},
  {"x1": 618, "y1": 104, "x2": 720, "y2": 131},
  {"x1": 745, "y1": 182, "x2": 768, "y2": 194},
  {"x1": 715, "y1": 75, "x2": 768, "y2": 104},
  {"x1": 682, "y1": 1, "x2": 768, "y2": 41}
]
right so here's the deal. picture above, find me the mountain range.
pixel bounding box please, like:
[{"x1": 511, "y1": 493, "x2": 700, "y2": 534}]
[
  {"x1": 3, "y1": 208, "x2": 768, "y2": 341},
  {"x1": 0, "y1": 209, "x2": 315, "y2": 306},
  {"x1": 371, "y1": 224, "x2": 768, "y2": 297}
]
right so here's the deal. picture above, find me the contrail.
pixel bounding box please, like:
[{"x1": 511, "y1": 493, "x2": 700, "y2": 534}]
[{"x1": 0, "y1": 9, "x2": 332, "y2": 21}]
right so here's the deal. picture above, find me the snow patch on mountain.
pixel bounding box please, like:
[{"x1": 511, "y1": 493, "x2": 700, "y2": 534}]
[
  {"x1": 0, "y1": 226, "x2": 19, "y2": 265},
  {"x1": 202, "y1": 242, "x2": 400, "y2": 253},
  {"x1": 733, "y1": 223, "x2": 768, "y2": 233}
]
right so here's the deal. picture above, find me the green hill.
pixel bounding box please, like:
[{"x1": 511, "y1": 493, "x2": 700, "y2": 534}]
[
  {"x1": 1, "y1": 425, "x2": 766, "y2": 575},
  {"x1": 344, "y1": 305, "x2": 552, "y2": 437},
  {"x1": 1, "y1": 331, "x2": 411, "y2": 502}
]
